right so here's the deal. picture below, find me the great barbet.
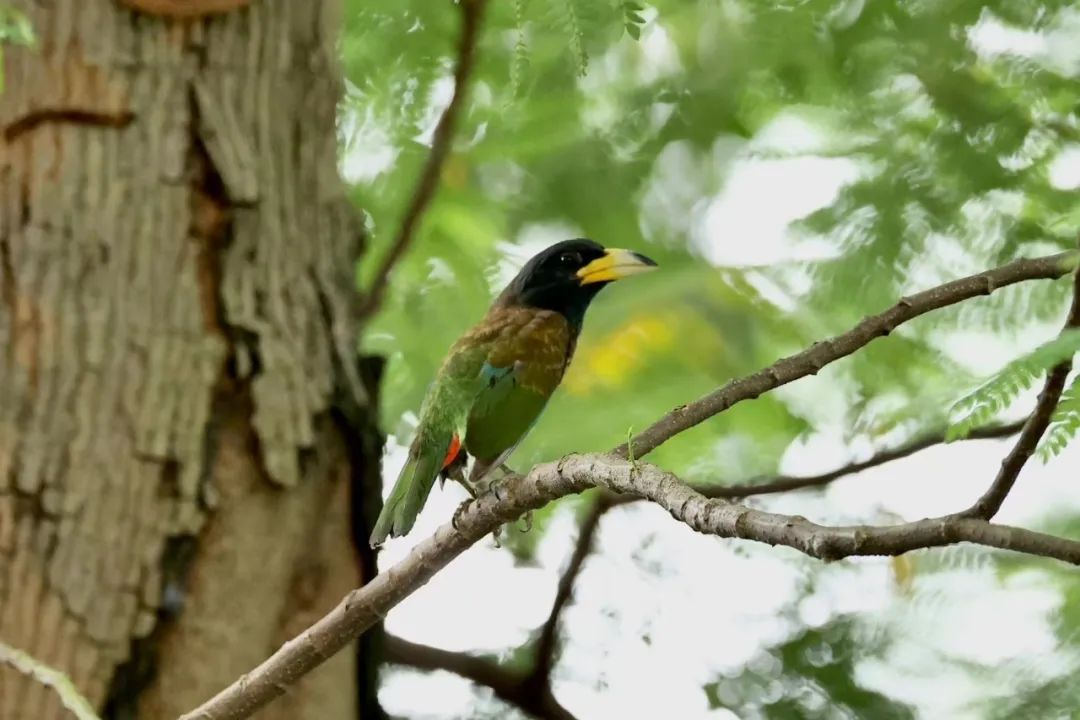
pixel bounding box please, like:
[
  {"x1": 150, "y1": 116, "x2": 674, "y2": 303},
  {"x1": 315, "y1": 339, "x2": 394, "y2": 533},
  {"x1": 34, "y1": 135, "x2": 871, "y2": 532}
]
[{"x1": 370, "y1": 239, "x2": 657, "y2": 546}]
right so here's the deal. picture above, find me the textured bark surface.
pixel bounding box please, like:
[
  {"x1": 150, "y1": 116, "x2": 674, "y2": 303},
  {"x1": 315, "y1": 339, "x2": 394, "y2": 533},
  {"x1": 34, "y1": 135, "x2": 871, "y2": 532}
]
[
  {"x1": 0, "y1": 1, "x2": 370, "y2": 717},
  {"x1": 118, "y1": 0, "x2": 254, "y2": 19}
]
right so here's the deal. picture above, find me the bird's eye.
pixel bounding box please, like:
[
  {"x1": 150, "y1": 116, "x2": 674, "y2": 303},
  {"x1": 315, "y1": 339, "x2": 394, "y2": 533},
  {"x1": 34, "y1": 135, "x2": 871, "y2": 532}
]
[{"x1": 558, "y1": 252, "x2": 579, "y2": 266}]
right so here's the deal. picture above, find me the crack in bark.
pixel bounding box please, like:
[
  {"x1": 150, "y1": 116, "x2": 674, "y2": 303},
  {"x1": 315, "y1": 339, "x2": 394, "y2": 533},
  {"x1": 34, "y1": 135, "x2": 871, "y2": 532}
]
[
  {"x1": 118, "y1": 0, "x2": 254, "y2": 19},
  {"x1": 0, "y1": 231, "x2": 14, "y2": 322},
  {"x1": 102, "y1": 534, "x2": 199, "y2": 720},
  {"x1": 3, "y1": 109, "x2": 135, "y2": 143}
]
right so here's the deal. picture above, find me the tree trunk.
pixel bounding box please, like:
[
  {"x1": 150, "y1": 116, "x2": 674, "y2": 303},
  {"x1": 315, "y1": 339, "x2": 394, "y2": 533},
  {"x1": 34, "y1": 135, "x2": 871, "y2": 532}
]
[{"x1": 0, "y1": 2, "x2": 378, "y2": 718}]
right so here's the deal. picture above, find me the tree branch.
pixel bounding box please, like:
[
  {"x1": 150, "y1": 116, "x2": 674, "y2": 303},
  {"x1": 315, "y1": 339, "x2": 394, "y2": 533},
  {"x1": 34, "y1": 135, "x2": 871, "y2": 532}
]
[
  {"x1": 357, "y1": 0, "x2": 488, "y2": 321},
  {"x1": 614, "y1": 251, "x2": 1078, "y2": 461},
  {"x1": 181, "y1": 452, "x2": 1080, "y2": 720},
  {"x1": 384, "y1": 635, "x2": 579, "y2": 720},
  {"x1": 526, "y1": 497, "x2": 608, "y2": 689},
  {"x1": 605, "y1": 419, "x2": 1029, "y2": 508},
  {"x1": 390, "y1": 417, "x2": 1028, "y2": 719},
  {"x1": 181, "y1": 251, "x2": 1080, "y2": 720},
  {"x1": 960, "y1": 258, "x2": 1080, "y2": 519},
  {"x1": 385, "y1": 502, "x2": 606, "y2": 720},
  {"x1": 383, "y1": 635, "x2": 520, "y2": 701}
]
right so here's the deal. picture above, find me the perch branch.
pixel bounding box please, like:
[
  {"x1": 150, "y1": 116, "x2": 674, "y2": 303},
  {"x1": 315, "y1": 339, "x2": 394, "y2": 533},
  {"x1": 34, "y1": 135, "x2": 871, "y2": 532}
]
[
  {"x1": 392, "y1": 417, "x2": 1027, "y2": 717},
  {"x1": 960, "y1": 257, "x2": 1080, "y2": 519},
  {"x1": 358, "y1": 0, "x2": 488, "y2": 320},
  {"x1": 181, "y1": 453, "x2": 1080, "y2": 720}
]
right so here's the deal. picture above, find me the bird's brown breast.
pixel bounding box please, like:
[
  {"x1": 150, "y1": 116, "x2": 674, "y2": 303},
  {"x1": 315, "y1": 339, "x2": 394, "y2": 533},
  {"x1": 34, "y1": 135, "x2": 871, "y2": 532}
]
[{"x1": 459, "y1": 306, "x2": 574, "y2": 395}]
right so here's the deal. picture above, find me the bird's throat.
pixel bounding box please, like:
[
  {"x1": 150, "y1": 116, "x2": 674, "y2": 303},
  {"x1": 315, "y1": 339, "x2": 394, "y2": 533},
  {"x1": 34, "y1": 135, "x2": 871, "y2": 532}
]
[{"x1": 501, "y1": 280, "x2": 603, "y2": 332}]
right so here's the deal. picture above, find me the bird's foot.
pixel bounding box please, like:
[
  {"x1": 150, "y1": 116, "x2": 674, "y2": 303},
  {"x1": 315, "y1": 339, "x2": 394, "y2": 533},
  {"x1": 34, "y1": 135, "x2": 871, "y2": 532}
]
[
  {"x1": 448, "y1": 462, "x2": 475, "y2": 496},
  {"x1": 452, "y1": 498, "x2": 472, "y2": 531},
  {"x1": 518, "y1": 510, "x2": 533, "y2": 533},
  {"x1": 458, "y1": 473, "x2": 492, "y2": 501},
  {"x1": 475, "y1": 478, "x2": 507, "y2": 545},
  {"x1": 451, "y1": 498, "x2": 501, "y2": 546}
]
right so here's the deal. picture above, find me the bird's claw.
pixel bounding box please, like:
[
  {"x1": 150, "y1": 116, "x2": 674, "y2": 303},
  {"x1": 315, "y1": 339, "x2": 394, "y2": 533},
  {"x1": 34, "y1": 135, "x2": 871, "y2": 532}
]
[
  {"x1": 452, "y1": 499, "x2": 472, "y2": 531},
  {"x1": 518, "y1": 510, "x2": 533, "y2": 533}
]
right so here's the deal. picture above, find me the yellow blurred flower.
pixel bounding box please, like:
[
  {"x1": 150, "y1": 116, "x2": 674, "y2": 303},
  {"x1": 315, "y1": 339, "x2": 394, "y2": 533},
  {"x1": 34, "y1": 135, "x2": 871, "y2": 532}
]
[{"x1": 565, "y1": 312, "x2": 676, "y2": 395}]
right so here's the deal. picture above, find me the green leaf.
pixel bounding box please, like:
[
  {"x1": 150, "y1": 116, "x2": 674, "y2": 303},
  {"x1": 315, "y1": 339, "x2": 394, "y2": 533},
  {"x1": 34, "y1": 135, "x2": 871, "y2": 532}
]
[
  {"x1": 0, "y1": 641, "x2": 99, "y2": 720},
  {"x1": 1038, "y1": 374, "x2": 1080, "y2": 461},
  {"x1": 0, "y1": 6, "x2": 35, "y2": 47},
  {"x1": 947, "y1": 329, "x2": 1080, "y2": 441}
]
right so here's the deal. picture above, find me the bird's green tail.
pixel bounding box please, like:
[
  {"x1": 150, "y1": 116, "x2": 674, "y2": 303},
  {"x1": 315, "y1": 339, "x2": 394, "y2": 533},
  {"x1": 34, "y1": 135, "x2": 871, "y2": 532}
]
[{"x1": 369, "y1": 436, "x2": 450, "y2": 546}]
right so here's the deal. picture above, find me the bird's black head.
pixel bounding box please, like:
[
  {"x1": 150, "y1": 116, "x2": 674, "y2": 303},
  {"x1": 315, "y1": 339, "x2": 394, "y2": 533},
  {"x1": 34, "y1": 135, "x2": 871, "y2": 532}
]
[{"x1": 497, "y1": 239, "x2": 658, "y2": 328}]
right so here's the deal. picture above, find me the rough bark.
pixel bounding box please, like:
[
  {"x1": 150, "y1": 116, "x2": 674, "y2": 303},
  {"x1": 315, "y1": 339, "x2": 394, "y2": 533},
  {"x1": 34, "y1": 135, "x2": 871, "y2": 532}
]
[{"x1": 0, "y1": 1, "x2": 372, "y2": 718}]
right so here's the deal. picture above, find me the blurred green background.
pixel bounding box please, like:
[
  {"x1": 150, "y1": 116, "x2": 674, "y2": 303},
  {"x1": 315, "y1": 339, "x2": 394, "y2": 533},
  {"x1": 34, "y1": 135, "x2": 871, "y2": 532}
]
[{"x1": 335, "y1": 0, "x2": 1080, "y2": 717}]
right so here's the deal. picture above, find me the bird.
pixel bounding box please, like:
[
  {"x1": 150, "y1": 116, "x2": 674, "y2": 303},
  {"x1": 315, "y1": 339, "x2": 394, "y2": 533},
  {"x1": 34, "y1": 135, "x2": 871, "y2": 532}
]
[{"x1": 370, "y1": 239, "x2": 657, "y2": 546}]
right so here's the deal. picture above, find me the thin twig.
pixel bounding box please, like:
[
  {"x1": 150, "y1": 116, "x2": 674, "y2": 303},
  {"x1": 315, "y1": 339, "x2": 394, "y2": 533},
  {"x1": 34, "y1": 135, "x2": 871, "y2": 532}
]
[
  {"x1": 0, "y1": 640, "x2": 100, "y2": 720},
  {"x1": 384, "y1": 636, "x2": 578, "y2": 720},
  {"x1": 357, "y1": 0, "x2": 488, "y2": 321},
  {"x1": 526, "y1": 497, "x2": 609, "y2": 690},
  {"x1": 960, "y1": 255, "x2": 1080, "y2": 519},
  {"x1": 181, "y1": 252, "x2": 1080, "y2": 720},
  {"x1": 613, "y1": 251, "x2": 1078, "y2": 461},
  {"x1": 603, "y1": 418, "x2": 1029, "y2": 508}
]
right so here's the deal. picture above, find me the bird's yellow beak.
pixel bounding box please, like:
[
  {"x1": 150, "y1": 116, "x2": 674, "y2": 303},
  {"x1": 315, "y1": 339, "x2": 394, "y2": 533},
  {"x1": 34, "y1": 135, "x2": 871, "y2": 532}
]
[{"x1": 576, "y1": 248, "x2": 658, "y2": 285}]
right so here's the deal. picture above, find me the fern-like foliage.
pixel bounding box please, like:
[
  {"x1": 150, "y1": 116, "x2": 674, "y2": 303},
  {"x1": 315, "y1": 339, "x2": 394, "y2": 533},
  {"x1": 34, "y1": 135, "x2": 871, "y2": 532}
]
[
  {"x1": 621, "y1": 1, "x2": 647, "y2": 40},
  {"x1": 946, "y1": 329, "x2": 1080, "y2": 441},
  {"x1": 508, "y1": 0, "x2": 530, "y2": 99},
  {"x1": 1037, "y1": 374, "x2": 1080, "y2": 461},
  {"x1": 558, "y1": 0, "x2": 588, "y2": 76},
  {"x1": 524, "y1": 0, "x2": 628, "y2": 81}
]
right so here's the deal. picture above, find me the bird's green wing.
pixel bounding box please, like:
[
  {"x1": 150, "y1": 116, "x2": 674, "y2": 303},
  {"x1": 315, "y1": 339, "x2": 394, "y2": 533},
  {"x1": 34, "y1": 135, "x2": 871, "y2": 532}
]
[
  {"x1": 464, "y1": 360, "x2": 550, "y2": 466},
  {"x1": 369, "y1": 343, "x2": 488, "y2": 546},
  {"x1": 464, "y1": 309, "x2": 572, "y2": 468}
]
